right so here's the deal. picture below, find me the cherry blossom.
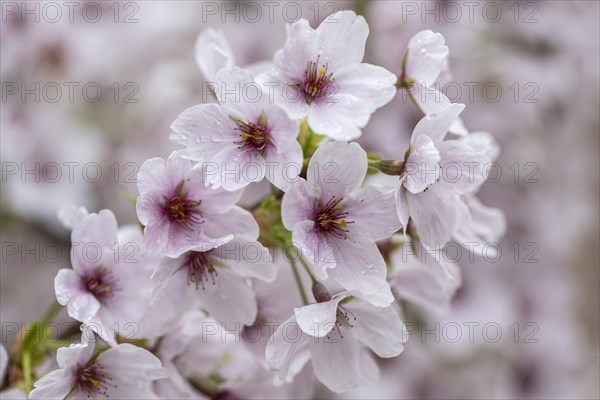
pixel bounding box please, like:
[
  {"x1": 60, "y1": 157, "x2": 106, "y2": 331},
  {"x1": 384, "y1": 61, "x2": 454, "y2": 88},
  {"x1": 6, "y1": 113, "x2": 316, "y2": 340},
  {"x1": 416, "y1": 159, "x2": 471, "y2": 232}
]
[{"x1": 258, "y1": 10, "x2": 397, "y2": 140}]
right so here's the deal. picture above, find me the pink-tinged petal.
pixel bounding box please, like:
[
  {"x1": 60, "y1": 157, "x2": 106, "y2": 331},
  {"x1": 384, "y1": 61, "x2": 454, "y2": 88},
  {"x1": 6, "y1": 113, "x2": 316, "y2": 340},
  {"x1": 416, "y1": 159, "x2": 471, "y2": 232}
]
[
  {"x1": 404, "y1": 134, "x2": 441, "y2": 194},
  {"x1": 308, "y1": 335, "x2": 365, "y2": 393},
  {"x1": 273, "y1": 19, "x2": 319, "y2": 81},
  {"x1": 185, "y1": 163, "x2": 245, "y2": 211},
  {"x1": 459, "y1": 131, "x2": 500, "y2": 161},
  {"x1": 281, "y1": 178, "x2": 318, "y2": 231},
  {"x1": 56, "y1": 342, "x2": 95, "y2": 370},
  {"x1": 170, "y1": 103, "x2": 238, "y2": 161},
  {"x1": 265, "y1": 316, "x2": 310, "y2": 382},
  {"x1": 306, "y1": 94, "x2": 369, "y2": 140},
  {"x1": 334, "y1": 63, "x2": 397, "y2": 112},
  {"x1": 195, "y1": 27, "x2": 234, "y2": 81},
  {"x1": 395, "y1": 185, "x2": 410, "y2": 231},
  {"x1": 256, "y1": 70, "x2": 307, "y2": 120},
  {"x1": 407, "y1": 187, "x2": 458, "y2": 247},
  {"x1": 57, "y1": 204, "x2": 89, "y2": 231},
  {"x1": 264, "y1": 140, "x2": 303, "y2": 192},
  {"x1": 411, "y1": 102, "x2": 465, "y2": 144},
  {"x1": 196, "y1": 267, "x2": 257, "y2": 330},
  {"x1": 264, "y1": 103, "x2": 300, "y2": 148},
  {"x1": 294, "y1": 292, "x2": 350, "y2": 337},
  {"x1": 454, "y1": 196, "x2": 506, "y2": 257},
  {"x1": 326, "y1": 239, "x2": 392, "y2": 306},
  {"x1": 137, "y1": 156, "x2": 191, "y2": 196},
  {"x1": 212, "y1": 236, "x2": 276, "y2": 282},
  {"x1": 406, "y1": 30, "x2": 448, "y2": 87},
  {"x1": 316, "y1": 10, "x2": 368, "y2": 69},
  {"x1": 344, "y1": 185, "x2": 401, "y2": 241},
  {"x1": 136, "y1": 192, "x2": 170, "y2": 256},
  {"x1": 437, "y1": 140, "x2": 490, "y2": 195},
  {"x1": 411, "y1": 83, "x2": 468, "y2": 136},
  {"x1": 345, "y1": 300, "x2": 407, "y2": 357},
  {"x1": 54, "y1": 269, "x2": 100, "y2": 323},
  {"x1": 215, "y1": 67, "x2": 266, "y2": 119},
  {"x1": 292, "y1": 221, "x2": 335, "y2": 280},
  {"x1": 202, "y1": 205, "x2": 259, "y2": 240},
  {"x1": 29, "y1": 369, "x2": 73, "y2": 400},
  {"x1": 307, "y1": 141, "x2": 367, "y2": 199},
  {"x1": 202, "y1": 145, "x2": 265, "y2": 191}
]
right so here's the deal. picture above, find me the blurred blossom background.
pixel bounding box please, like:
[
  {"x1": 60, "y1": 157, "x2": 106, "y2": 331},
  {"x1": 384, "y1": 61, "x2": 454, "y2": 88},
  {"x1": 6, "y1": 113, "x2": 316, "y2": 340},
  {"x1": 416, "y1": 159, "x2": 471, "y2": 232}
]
[{"x1": 1, "y1": 1, "x2": 598, "y2": 399}]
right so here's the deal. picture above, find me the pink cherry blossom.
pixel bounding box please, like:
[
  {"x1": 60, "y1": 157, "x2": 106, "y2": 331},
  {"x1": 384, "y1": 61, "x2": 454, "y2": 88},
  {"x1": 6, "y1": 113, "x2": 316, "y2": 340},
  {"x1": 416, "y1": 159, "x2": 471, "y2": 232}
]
[
  {"x1": 171, "y1": 67, "x2": 302, "y2": 191},
  {"x1": 136, "y1": 153, "x2": 258, "y2": 258},
  {"x1": 258, "y1": 10, "x2": 397, "y2": 140},
  {"x1": 282, "y1": 141, "x2": 400, "y2": 306}
]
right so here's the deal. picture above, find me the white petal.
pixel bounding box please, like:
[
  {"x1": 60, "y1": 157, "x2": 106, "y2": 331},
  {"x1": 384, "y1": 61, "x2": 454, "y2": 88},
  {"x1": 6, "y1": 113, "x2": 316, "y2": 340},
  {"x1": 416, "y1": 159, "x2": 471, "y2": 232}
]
[
  {"x1": 292, "y1": 220, "x2": 335, "y2": 280},
  {"x1": 265, "y1": 316, "x2": 310, "y2": 382},
  {"x1": 294, "y1": 293, "x2": 350, "y2": 337},
  {"x1": 196, "y1": 268, "x2": 257, "y2": 329},
  {"x1": 170, "y1": 103, "x2": 238, "y2": 161},
  {"x1": 334, "y1": 63, "x2": 397, "y2": 112},
  {"x1": 307, "y1": 141, "x2": 367, "y2": 200},
  {"x1": 57, "y1": 205, "x2": 89, "y2": 231},
  {"x1": 212, "y1": 236, "x2": 277, "y2": 282},
  {"x1": 316, "y1": 10, "x2": 368, "y2": 69},
  {"x1": 404, "y1": 134, "x2": 440, "y2": 194},
  {"x1": 459, "y1": 131, "x2": 500, "y2": 161},
  {"x1": 195, "y1": 27, "x2": 235, "y2": 81},
  {"x1": 215, "y1": 66, "x2": 266, "y2": 119},
  {"x1": 344, "y1": 185, "x2": 401, "y2": 241},
  {"x1": 437, "y1": 140, "x2": 490, "y2": 195},
  {"x1": 406, "y1": 188, "x2": 458, "y2": 247},
  {"x1": 281, "y1": 178, "x2": 318, "y2": 231},
  {"x1": 264, "y1": 140, "x2": 303, "y2": 192},
  {"x1": 306, "y1": 94, "x2": 369, "y2": 140},
  {"x1": 345, "y1": 300, "x2": 407, "y2": 357},
  {"x1": 54, "y1": 269, "x2": 100, "y2": 323},
  {"x1": 411, "y1": 102, "x2": 465, "y2": 144},
  {"x1": 309, "y1": 335, "x2": 364, "y2": 393},
  {"x1": 29, "y1": 369, "x2": 73, "y2": 400},
  {"x1": 411, "y1": 83, "x2": 468, "y2": 136},
  {"x1": 395, "y1": 185, "x2": 410, "y2": 231},
  {"x1": 202, "y1": 206, "x2": 259, "y2": 240},
  {"x1": 406, "y1": 30, "x2": 448, "y2": 87}
]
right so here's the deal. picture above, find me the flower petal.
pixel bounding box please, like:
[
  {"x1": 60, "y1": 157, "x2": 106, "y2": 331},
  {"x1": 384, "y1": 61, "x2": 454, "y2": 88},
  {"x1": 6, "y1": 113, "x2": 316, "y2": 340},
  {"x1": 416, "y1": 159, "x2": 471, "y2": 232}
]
[
  {"x1": 54, "y1": 269, "x2": 100, "y2": 323},
  {"x1": 406, "y1": 30, "x2": 448, "y2": 87},
  {"x1": 404, "y1": 134, "x2": 441, "y2": 194},
  {"x1": 265, "y1": 316, "x2": 310, "y2": 382},
  {"x1": 194, "y1": 27, "x2": 235, "y2": 81},
  {"x1": 281, "y1": 178, "x2": 318, "y2": 231},
  {"x1": 344, "y1": 185, "x2": 401, "y2": 241},
  {"x1": 407, "y1": 188, "x2": 458, "y2": 247},
  {"x1": 212, "y1": 236, "x2": 277, "y2": 282},
  {"x1": 316, "y1": 10, "x2": 368, "y2": 69},
  {"x1": 294, "y1": 292, "x2": 350, "y2": 337},
  {"x1": 411, "y1": 102, "x2": 465, "y2": 144}
]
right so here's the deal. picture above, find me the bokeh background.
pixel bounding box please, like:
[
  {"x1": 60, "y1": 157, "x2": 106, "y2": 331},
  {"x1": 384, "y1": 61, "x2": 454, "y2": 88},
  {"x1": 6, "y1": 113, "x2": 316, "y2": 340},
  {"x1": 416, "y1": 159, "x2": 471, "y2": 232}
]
[{"x1": 1, "y1": 1, "x2": 598, "y2": 398}]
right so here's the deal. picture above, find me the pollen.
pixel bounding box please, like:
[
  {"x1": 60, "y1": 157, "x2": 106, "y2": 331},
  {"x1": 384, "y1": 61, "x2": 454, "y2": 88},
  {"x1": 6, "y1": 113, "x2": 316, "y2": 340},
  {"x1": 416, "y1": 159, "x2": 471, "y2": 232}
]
[
  {"x1": 163, "y1": 182, "x2": 203, "y2": 231},
  {"x1": 315, "y1": 196, "x2": 354, "y2": 239},
  {"x1": 186, "y1": 251, "x2": 218, "y2": 290},
  {"x1": 301, "y1": 55, "x2": 335, "y2": 104},
  {"x1": 233, "y1": 112, "x2": 270, "y2": 154}
]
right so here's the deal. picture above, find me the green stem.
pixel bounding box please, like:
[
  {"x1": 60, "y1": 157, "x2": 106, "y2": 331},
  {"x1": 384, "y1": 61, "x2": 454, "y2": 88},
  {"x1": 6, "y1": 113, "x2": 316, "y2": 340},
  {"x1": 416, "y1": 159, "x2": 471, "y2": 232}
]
[
  {"x1": 22, "y1": 351, "x2": 32, "y2": 393},
  {"x1": 285, "y1": 247, "x2": 309, "y2": 305},
  {"x1": 296, "y1": 252, "x2": 317, "y2": 283}
]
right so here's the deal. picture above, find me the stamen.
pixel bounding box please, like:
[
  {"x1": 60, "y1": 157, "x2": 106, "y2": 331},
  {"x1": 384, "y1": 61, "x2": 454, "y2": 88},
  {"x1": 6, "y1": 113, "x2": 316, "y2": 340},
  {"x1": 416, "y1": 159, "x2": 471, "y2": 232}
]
[
  {"x1": 84, "y1": 267, "x2": 121, "y2": 302},
  {"x1": 315, "y1": 196, "x2": 354, "y2": 239},
  {"x1": 232, "y1": 112, "x2": 269, "y2": 154},
  {"x1": 76, "y1": 362, "x2": 117, "y2": 398},
  {"x1": 163, "y1": 182, "x2": 203, "y2": 230},
  {"x1": 300, "y1": 55, "x2": 335, "y2": 104},
  {"x1": 186, "y1": 252, "x2": 218, "y2": 290}
]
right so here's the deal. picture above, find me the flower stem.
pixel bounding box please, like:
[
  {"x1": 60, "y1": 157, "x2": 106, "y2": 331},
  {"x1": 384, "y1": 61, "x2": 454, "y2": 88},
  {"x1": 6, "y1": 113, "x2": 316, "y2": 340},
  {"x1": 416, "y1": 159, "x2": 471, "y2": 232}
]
[
  {"x1": 22, "y1": 351, "x2": 32, "y2": 393},
  {"x1": 285, "y1": 247, "x2": 309, "y2": 305},
  {"x1": 296, "y1": 252, "x2": 317, "y2": 283}
]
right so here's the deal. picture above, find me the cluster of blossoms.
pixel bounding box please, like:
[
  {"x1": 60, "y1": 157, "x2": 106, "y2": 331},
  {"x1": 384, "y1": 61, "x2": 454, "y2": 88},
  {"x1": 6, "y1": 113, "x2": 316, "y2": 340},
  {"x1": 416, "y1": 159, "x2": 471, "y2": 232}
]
[{"x1": 16, "y1": 10, "x2": 504, "y2": 399}]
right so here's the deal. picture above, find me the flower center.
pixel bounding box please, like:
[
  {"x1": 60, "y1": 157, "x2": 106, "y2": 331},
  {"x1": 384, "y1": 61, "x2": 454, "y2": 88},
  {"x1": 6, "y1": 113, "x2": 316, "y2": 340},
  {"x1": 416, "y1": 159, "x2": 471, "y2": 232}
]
[
  {"x1": 76, "y1": 362, "x2": 116, "y2": 398},
  {"x1": 315, "y1": 196, "x2": 354, "y2": 239},
  {"x1": 233, "y1": 112, "x2": 269, "y2": 154},
  {"x1": 312, "y1": 282, "x2": 356, "y2": 339},
  {"x1": 84, "y1": 267, "x2": 120, "y2": 302},
  {"x1": 301, "y1": 56, "x2": 334, "y2": 104},
  {"x1": 164, "y1": 183, "x2": 203, "y2": 230},
  {"x1": 186, "y1": 252, "x2": 218, "y2": 290}
]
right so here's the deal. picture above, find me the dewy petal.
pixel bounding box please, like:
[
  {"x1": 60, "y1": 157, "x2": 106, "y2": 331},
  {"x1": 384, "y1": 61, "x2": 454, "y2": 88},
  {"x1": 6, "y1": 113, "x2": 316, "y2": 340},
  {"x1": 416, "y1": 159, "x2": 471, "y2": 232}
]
[
  {"x1": 292, "y1": 220, "x2": 335, "y2": 280},
  {"x1": 406, "y1": 187, "x2": 458, "y2": 247},
  {"x1": 56, "y1": 342, "x2": 94, "y2": 370},
  {"x1": 294, "y1": 292, "x2": 350, "y2": 337},
  {"x1": 307, "y1": 141, "x2": 367, "y2": 199},
  {"x1": 273, "y1": 19, "x2": 319, "y2": 81},
  {"x1": 57, "y1": 204, "x2": 89, "y2": 231},
  {"x1": 436, "y1": 140, "x2": 490, "y2": 195},
  {"x1": 170, "y1": 103, "x2": 238, "y2": 161},
  {"x1": 29, "y1": 369, "x2": 73, "y2": 400},
  {"x1": 306, "y1": 93, "x2": 369, "y2": 140},
  {"x1": 315, "y1": 10, "x2": 368, "y2": 69},
  {"x1": 395, "y1": 185, "x2": 410, "y2": 231},
  {"x1": 334, "y1": 63, "x2": 397, "y2": 113},
  {"x1": 54, "y1": 269, "x2": 100, "y2": 323},
  {"x1": 309, "y1": 334, "x2": 364, "y2": 393},
  {"x1": 265, "y1": 316, "x2": 310, "y2": 383},
  {"x1": 281, "y1": 178, "x2": 318, "y2": 231},
  {"x1": 195, "y1": 27, "x2": 235, "y2": 81},
  {"x1": 211, "y1": 236, "x2": 277, "y2": 282},
  {"x1": 345, "y1": 300, "x2": 407, "y2": 358},
  {"x1": 137, "y1": 156, "x2": 190, "y2": 196},
  {"x1": 406, "y1": 30, "x2": 449, "y2": 87},
  {"x1": 404, "y1": 134, "x2": 441, "y2": 194},
  {"x1": 196, "y1": 268, "x2": 258, "y2": 330},
  {"x1": 411, "y1": 82, "x2": 468, "y2": 136},
  {"x1": 184, "y1": 163, "x2": 245, "y2": 211},
  {"x1": 411, "y1": 102, "x2": 465, "y2": 144},
  {"x1": 326, "y1": 239, "x2": 392, "y2": 306},
  {"x1": 264, "y1": 140, "x2": 303, "y2": 192},
  {"x1": 202, "y1": 205, "x2": 259, "y2": 240},
  {"x1": 344, "y1": 185, "x2": 401, "y2": 241},
  {"x1": 215, "y1": 67, "x2": 268, "y2": 119}
]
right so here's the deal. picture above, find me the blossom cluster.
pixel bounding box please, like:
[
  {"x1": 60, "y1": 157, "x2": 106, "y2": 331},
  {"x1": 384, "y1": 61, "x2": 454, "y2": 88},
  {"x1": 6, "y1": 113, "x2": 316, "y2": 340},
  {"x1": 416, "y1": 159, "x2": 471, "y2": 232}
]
[{"x1": 12, "y1": 10, "x2": 504, "y2": 399}]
